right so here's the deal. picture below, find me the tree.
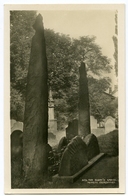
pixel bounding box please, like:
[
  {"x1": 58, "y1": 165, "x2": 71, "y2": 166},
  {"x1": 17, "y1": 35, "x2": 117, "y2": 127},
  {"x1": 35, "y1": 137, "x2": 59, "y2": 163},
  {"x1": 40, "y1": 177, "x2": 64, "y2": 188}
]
[
  {"x1": 45, "y1": 32, "x2": 112, "y2": 128},
  {"x1": 10, "y1": 11, "x2": 37, "y2": 120},
  {"x1": 11, "y1": 87, "x2": 25, "y2": 121},
  {"x1": 10, "y1": 11, "x2": 115, "y2": 130},
  {"x1": 71, "y1": 36, "x2": 112, "y2": 76}
]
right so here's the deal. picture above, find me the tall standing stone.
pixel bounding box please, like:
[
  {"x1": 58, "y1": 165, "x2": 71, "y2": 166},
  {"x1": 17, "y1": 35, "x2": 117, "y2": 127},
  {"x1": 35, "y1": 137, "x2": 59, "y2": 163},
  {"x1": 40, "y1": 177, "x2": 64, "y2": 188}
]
[
  {"x1": 23, "y1": 14, "x2": 48, "y2": 187},
  {"x1": 78, "y1": 62, "x2": 91, "y2": 137}
]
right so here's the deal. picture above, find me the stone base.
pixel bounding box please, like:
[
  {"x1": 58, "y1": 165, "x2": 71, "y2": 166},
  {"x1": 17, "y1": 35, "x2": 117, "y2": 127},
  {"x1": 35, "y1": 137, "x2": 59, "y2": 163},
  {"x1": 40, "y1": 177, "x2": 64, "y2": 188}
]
[{"x1": 52, "y1": 153, "x2": 105, "y2": 184}]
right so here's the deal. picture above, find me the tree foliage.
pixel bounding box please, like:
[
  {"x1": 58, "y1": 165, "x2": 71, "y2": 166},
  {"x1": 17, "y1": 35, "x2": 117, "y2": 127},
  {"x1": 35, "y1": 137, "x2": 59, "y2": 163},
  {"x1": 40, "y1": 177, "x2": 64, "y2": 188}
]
[
  {"x1": 10, "y1": 11, "x2": 117, "y2": 130},
  {"x1": 10, "y1": 11, "x2": 37, "y2": 93},
  {"x1": 10, "y1": 11, "x2": 37, "y2": 120}
]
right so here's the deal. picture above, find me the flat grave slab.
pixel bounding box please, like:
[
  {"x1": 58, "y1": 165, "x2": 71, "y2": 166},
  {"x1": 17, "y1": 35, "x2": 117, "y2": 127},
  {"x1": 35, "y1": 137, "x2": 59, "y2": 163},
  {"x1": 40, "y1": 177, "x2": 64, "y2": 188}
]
[{"x1": 52, "y1": 153, "x2": 105, "y2": 184}]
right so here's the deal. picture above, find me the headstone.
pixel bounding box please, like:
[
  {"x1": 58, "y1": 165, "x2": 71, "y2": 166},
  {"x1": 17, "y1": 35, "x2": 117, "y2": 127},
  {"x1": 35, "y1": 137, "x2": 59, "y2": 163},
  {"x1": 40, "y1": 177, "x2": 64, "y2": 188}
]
[
  {"x1": 104, "y1": 116, "x2": 115, "y2": 133},
  {"x1": 99, "y1": 120, "x2": 105, "y2": 128},
  {"x1": 83, "y1": 134, "x2": 100, "y2": 161},
  {"x1": 11, "y1": 130, "x2": 23, "y2": 161},
  {"x1": 78, "y1": 62, "x2": 91, "y2": 137},
  {"x1": 59, "y1": 136, "x2": 88, "y2": 176},
  {"x1": 48, "y1": 89, "x2": 57, "y2": 133},
  {"x1": 58, "y1": 137, "x2": 68, "y2": 152},
  {"x1": 90, "y1": 116, "x2": 97, "y2": 129},
  {"x1": 10, "y1": 119, "x2": 16, "y2": 128},
  {"x1": 11, "y1": 130, "x2": 23, "y2": 186},
  {"x1": 11, "y1": 121, "x2": 23, "y2": 133},
  {"x1": 23, "y1": 14, "x2": 48, "y2": 186},
  {"x1": 66, "y1": 119, "x2": 78, "y2": 140}
]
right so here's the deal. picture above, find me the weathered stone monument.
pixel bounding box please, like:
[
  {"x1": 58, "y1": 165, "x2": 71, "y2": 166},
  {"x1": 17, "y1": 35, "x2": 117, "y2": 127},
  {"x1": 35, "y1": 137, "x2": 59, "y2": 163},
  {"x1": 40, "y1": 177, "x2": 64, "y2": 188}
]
[
  {"x1": 104, "y1": 116, "x2": 115, "y2": 133},
  {"x1": 11, "y1": 120, "x2": 23, "y2": 133},
  {"x1": 23, "y1": 14, "x2": 48, "y2": 187},
  {"x1": 10, "y1": 119, "x2": 16, "y2": 128},
  {"x1": 52, "y1": 62, "x2": 105, "y2": 184},
  {"x1": 90, "y1": 115, "x2": 97, "y2": 130},
  {"x1": 11, "y1": 130, "x2": 23, "y2": 187},
  {"x1": 58, "y1": 136, "x2": 88, "y2": 176},
  {"x1": 48, "y1": 89, "x2": 57, "y2": 134},
  {"x1": 83, "y1": 133, "x2": 100, "y2": 160},
  {"x1": 11, "y1": 130, "x2": 23, "y2": 160},
  {"x1": 66, "y1": 119, "x2": 78, "y2": 140},
  {"x1": 78, "y1": 62, "x2": 91, "y2": 137}
]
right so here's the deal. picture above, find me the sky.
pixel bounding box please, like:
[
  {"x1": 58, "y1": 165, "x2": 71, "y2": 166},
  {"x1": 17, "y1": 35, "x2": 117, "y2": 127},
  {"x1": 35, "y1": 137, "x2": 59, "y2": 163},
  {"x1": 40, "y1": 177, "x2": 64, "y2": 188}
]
[
  {"x1": 38, "y1": 10, "x2": 115, "y2": 63},
  {"x1": 38, "y1": 10, "x2": 117, "y2": 88}
]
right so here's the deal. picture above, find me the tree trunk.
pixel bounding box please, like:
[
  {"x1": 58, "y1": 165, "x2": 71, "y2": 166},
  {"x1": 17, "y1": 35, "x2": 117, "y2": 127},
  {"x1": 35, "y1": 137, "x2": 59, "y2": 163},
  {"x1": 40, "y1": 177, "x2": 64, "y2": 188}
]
[
  {"x1": 23, "y1": 14, "x2": 48, "y2": 187},
  {"x1": 78, "y1": 62, "x2": 91, "y2": 137}
]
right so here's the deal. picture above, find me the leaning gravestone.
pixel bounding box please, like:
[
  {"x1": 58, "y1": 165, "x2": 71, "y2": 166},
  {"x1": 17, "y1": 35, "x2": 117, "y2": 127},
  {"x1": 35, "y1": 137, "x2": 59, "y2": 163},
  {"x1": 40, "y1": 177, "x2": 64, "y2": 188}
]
[
  {"x1": 59, "y1": 136, "x2": 88, "y2": 176},
  {"x1": 66, "y1": 119, "x2": 78, "y2": 140},
  {"x1": 83, "y1": 133, "x2": 100, "y2": 161}
]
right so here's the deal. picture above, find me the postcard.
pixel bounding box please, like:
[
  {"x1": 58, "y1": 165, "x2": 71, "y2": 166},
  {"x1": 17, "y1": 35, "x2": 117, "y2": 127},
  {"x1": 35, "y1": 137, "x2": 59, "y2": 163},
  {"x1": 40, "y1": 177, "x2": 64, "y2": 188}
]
[{"x1": 4, "y1": 4, "x2": 125, "y2": 194}]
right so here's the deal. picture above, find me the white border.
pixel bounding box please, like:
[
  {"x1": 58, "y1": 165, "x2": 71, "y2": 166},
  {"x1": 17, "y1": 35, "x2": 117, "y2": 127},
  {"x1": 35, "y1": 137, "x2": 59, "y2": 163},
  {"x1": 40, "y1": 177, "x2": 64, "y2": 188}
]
[{"x1": 1, "y1": 0, "x2": 126, "y2": 195}]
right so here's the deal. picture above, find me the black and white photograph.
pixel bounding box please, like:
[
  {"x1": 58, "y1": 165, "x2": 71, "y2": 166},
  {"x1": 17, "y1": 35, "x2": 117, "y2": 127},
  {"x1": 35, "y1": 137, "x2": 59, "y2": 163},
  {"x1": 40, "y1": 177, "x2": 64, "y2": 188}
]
[{"x1": 4, "y1": 4, "x2": 125, "y2": 194}]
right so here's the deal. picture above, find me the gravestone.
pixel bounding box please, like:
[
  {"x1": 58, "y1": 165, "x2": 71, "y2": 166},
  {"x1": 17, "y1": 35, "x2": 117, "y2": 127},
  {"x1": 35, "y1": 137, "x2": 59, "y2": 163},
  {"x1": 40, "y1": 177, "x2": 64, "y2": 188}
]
[
  {"x1": 58, "y1": 137, "x2": 68, "y2": 152},
  {"x1": 78, "y1": 62, "x2": 91, "y2": 137},
  {"x1": 104, "y1": 116, "x2": 115, "y2": 133},
  {"x1": 11, "y1": 121, "x2": 23, "y2": 133},
  {"x1": 83, "y1": 134, "x2": 100, "y2": 161},
  {"x1": 98, "y1": 120, "x2": 105, "y2": 128},
  {"x1": 23, "y1": 14, "x2": 48, "y2": 186},
  {"x1": 11, "y1": 130, "x2": 23, "y2": 161},
  {"x1": 59, "y1": 136, "x2": 88, "y2": 176},
  {"x1": 66, "y1": 119, "x2": 78, "y2": 140},
  {"x1": 90, "y1": 115, "x2": 97, "y2": 129},
  {"x1": 10, "y1": 119, "x2": 16, "y2": 128},
  {"x1": 11, "y1": 130, "x2": 23, "y2": 186}
]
